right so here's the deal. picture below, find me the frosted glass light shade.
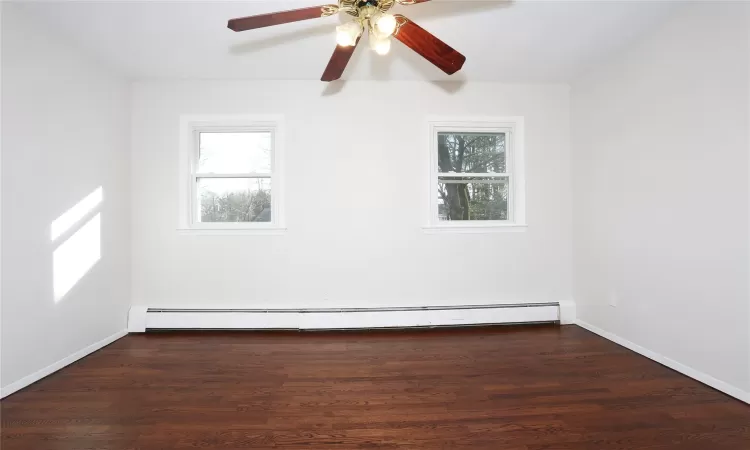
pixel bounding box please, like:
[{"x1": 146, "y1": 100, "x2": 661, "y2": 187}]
[
  {"x1": 336, "y1": 21, "x2": 362, "y2": 47},
  {"x1": 369, "y1": 35, "x2": 391, "y2": 55},
  {"x1": 375, "y1": 14, "x2": 398, "y2": 37}
]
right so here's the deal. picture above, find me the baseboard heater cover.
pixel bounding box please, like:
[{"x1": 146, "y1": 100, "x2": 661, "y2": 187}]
[{"x1": 137, "y1": 303, "x2": 561, "y2": 331}]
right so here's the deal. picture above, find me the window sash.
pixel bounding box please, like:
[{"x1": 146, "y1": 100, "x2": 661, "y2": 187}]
[
  {"x1": 434, "y1": 132, "x2": 511, "y2": 175},
  {"x1": 438, "y1": 173, "x2": 510, "y2": 178},
  {"x1": 196, "y1": 130, "x2": 273, "y2": 175},
  {"x1": 191, "y1": 176, "x2": 274, "y2": 225},
  {"x1": 436, "y1": 131, "x2": 509, "y2": 176},
  {"x1": 194, "y1": 176, "x2": 272, "y2": 225},
  {"x1": 193, "y1": 128, "x2": 275, "y2": 173},
  {"x1": 193, "y1": 173, "x2": 271, "y2": 179},
  {"x1": 436, "y1": 176, "x2": 513, "y2": 223},
  {"x1": 439, "y1": 177, "x2": 511, "y2": 185}
]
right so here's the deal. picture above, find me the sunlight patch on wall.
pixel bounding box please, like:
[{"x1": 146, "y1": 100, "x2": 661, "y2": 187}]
[
  {"x1": 50, "y1": 187, "x2": 103, "y2": 241},
  {"x1": 53, "y1": 213, "x2": 101, "y2": 302}
]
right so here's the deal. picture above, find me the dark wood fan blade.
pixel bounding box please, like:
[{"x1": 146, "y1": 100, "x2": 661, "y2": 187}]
[
  {"x1": 228, "y1": 5, "x2": 338, "y2": 32},
  {"x1": 321, "y1": 38, "x2": 361, "y2": 82},
  {"x1": 392, "y1": 15, "x2": 466, "y2": 75}
]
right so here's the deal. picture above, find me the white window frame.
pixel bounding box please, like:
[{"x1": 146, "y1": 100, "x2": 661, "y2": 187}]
[
  {"x1": 178, "y1": 115, "x2": 286, "y2": 235},
  {"x1": 424, "y1": 117, "x2": 526, "y2": 233}
]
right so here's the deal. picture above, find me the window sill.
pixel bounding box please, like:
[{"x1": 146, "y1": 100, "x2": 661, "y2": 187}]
[
  {"x1": 177, "y1": 227, "x2": 287, "y2": 236},
  {"x1": 422, "y1": 224, "x2": 527, "y2": 234}
]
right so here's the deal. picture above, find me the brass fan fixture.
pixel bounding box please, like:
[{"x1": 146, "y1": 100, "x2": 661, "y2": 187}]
[{"x1": 228, "y1": 0, "x2": 466, "y2": 82}]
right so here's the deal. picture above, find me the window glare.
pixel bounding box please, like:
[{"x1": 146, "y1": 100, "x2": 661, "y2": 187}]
[{"x1": 198, "y1": 132, "x2": 271, "y2": 174}]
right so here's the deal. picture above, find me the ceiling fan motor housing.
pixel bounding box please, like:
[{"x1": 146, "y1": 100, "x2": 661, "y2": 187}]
[{"x1": 341, "y1": 0, "x2": 395, "y2": 17}]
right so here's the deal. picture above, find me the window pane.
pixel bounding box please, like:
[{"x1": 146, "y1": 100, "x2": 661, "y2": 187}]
[
  {"x1": 437, "y1": 132, "x2": 506, "y2": 174},
  {"x1": 198, "y1": 132, "x2": 271, "y2": 174},
  {"x1": 198, "y1": 178, "x2": 271, "y2": 223},
  {"x1": 438, "y1": 177, "x2": 509, "y2": 221}
]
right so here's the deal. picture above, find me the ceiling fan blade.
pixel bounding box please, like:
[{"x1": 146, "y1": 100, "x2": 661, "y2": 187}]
[
  {"x1": 228, "y1": 5, "x2": 338, "y2": 32},
  {"x1": 321, "y1": 38, "x2": 361, "y2": 82},
  {"x1": 395, "y1": 0, "x2": 433, "y2": 4},
  {"x1": 392, "y1": 15, "x2": 466, "y2": 75}
]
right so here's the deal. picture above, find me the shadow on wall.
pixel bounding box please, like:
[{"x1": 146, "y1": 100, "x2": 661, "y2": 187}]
[{"x1": 50, "y1": 187, "x2": 103, "y2": 302}]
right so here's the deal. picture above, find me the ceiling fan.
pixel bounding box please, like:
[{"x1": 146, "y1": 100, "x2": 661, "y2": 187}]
[{"x1": 228, "y1": 0, "x2": 466, "y2": 82}]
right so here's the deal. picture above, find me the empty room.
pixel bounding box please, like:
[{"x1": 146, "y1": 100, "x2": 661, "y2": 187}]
[{"x1": 1, "y1": 0, "x2": 749, "y2": 448}]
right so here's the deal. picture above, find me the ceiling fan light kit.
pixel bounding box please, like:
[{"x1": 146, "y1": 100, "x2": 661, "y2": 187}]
[{"x1": 227, "y1": 0, "x2": 466, "y2": 82}]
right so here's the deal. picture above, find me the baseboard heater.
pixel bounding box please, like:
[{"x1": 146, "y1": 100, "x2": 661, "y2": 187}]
[{"x1": 133, "y1": 303, "x2": 561, "y2": 332}]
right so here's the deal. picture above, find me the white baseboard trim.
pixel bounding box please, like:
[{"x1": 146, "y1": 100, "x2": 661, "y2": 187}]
[
  {"x1": 558, "y1": 300, "x2": 576, "y2": 325},
  {"x1": 139, "y1": 303, "x2": 561, "y2": 331},
  {"x1": 575, "y1": 320, "x2": 750, "y2": 405},
  {"x1": 0, "y1": 329, "x2": 128, "y2": 399},
  {"x1": 128, "y1": 306, "x2": 148, "y2": 332}
]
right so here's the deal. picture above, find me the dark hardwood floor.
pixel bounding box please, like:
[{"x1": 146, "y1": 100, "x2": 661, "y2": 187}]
[{"x1": 2, "y1": 325, "x2": 749, "y2": 449}]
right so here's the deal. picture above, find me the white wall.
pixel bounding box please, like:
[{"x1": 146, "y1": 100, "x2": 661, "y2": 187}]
[
  {"x1": 747, "y1": 5, "x2": 750, "y2": 394},
  {"x1": 572, "y1": 2, "x2": 750, "y2": 394},
  {"x1": 130, "y1": 81, "x2": 571, "y2": 309},
  {"x1": 1, "y1": 4, "x2": 131, "y2": 393}
]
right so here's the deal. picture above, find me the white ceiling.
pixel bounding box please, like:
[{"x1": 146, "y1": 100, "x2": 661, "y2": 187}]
[{"x1": 11, "y1": 0, "x2": 682, "y2": 82}]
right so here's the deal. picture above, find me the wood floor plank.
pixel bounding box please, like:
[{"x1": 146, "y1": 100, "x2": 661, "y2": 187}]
[{"x1": 2, "y1": 325, "x2": 749, "y2": 449}]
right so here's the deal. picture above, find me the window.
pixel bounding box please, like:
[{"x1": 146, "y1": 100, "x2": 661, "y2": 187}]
[
  {"x1": 426, "y1": 118, "x2": 525, "y2": 231},
  {"x1": 179, "y1": 116, "x2": 285, "y2": 233}
]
